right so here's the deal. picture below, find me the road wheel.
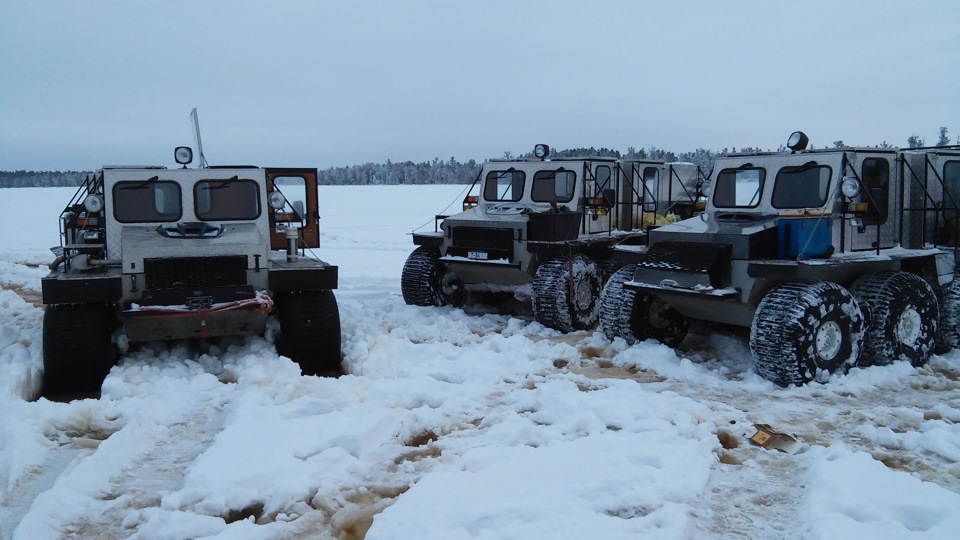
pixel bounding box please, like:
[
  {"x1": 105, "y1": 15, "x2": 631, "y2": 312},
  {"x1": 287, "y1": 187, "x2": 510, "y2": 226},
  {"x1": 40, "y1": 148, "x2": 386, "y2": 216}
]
[
  {"x1": 42, "y1": 303, "x2": 116, "y2": 394},
  {"x1": 935, "y1": 278, "x2": 960, "y2": 354},
  {"x1": 750, "y1": 281, "x2": 865, "y2": 386},
  {"x1": 532, "y1": 254, "x2": 602, "y2": 332},
  {"x1": 599, "y1": 264, "x2": 689, "y2": 347},
  {"x1": 276, "y1": 290, "x2": 342, "y2": 376},
  {"x1": 850, "y1": 271, "x2": 938, "y2": 367},
  {"x1": 630, "y1": 293, "x2": 691, "y2": 347},
  {"x1": 401, "y1": 247, "x2": 464, "y2": 307}
]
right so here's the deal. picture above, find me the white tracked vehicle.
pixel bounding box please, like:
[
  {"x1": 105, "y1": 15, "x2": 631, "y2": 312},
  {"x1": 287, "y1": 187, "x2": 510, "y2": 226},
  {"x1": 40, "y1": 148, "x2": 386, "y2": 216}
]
[
  {"x1": 600, "y1": 132, "x2": 960, "y2": 385},
  {"x1": 41, "y1": 112, "x2": 341, "y2": 393},
  {"x1": 403, "y1": 144, "x2": 703, "y2": 331}
]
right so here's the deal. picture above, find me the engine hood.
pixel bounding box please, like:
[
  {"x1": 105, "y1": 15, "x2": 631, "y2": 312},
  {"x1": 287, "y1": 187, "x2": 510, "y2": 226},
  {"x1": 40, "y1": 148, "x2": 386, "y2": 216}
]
[
  {"x1": 443, "y1": 203, "x2": 556, "y2": 229},
  {"x1": 649, "y1": 213, "x2": 779, "y2": 260},
  {"x1": 119, "y1": 223, "x2": 269, "y2": 271}
]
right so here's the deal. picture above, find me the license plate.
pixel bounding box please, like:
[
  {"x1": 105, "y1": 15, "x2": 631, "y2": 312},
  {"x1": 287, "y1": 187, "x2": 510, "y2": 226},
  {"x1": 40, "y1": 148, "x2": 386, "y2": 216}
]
[{"x1": 467, "y1": 251, "x2": 488, "y2": 260}]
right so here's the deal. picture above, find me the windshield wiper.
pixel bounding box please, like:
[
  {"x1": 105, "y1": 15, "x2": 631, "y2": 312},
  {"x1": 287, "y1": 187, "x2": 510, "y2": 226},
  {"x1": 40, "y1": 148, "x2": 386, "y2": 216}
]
[
  {"x1": 122, "y1": 175, "x2": 160, "y2": 189},
  {"x1": 199, "y1": 175, "x2": 239, "y2": 190}
]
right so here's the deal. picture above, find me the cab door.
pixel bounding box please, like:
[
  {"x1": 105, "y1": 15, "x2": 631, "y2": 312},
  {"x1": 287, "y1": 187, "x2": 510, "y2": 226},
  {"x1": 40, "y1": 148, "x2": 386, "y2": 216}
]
[
  {"x1": 942, "y1": 159, "x2": 960, "y2": 246},
  {"x1": 586, "y1": 163, "x2": 614, "y2": 234},
  {"x1": 266, "y1": 168, "x2": 320, "y2": 250},
  {"x1": 846, "y1": 156, "x2": 896, "y2": 251}
]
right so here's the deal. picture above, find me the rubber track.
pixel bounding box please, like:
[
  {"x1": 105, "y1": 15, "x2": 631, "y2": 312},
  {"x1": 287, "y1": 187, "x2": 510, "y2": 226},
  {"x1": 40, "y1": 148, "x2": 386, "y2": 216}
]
[
  {"x1": 277, "y1": 290, "x2": 342, "y2": 375},
  {"x1": 936, "y1": 278, "x2": 960, "y2": 353},
  {"x1": 42, "y1": 303, "x2": 116, "y2": 394}
]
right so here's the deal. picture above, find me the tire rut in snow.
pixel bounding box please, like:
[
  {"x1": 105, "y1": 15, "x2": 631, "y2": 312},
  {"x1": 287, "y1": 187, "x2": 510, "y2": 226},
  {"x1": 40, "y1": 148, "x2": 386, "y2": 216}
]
[
  {"x1": 0, "y1": 445, "x2": 93, "y2": 540},
  {"x1": 698, "y1": 442, "x2": 807, "y2": 538},
  {"x1": 60, "y1": 400, "x2": 230, "y2": 537},
  {"x1": 571, "y1": 322, "x2": 960, "y2": 535}
]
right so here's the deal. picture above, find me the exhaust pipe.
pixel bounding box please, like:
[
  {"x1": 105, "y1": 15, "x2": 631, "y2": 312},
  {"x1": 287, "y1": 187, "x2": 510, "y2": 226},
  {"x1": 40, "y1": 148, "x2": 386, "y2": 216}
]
[{"x1": 286, "y1": 228, "x2": 299, "y2": 262}]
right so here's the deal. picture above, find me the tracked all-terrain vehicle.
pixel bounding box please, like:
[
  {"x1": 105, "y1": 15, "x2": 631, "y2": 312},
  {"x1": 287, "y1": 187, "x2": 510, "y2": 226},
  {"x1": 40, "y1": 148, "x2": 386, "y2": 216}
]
[
  {"x1": 41, "y1": 125, "x2": 340, "y2": 393},
  {"x1": 403, "y1": 144, "x2": 703, "y2": 331},
  {"x1": 600, "y1": 132, "x2": 960, "y2": 385}
]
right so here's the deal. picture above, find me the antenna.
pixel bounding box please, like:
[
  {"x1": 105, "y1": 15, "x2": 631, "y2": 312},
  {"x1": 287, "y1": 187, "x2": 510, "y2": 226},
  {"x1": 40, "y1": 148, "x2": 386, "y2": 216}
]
[{"x1": 190, "y1": 108, "x2": 209, "y2": 168}]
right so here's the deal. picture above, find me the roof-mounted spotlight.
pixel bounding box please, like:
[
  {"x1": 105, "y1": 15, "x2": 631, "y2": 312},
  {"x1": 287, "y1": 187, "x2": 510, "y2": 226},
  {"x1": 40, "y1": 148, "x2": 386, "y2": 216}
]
[
  {"x1": 786, "y1": 131, "x2": 809, "y2": 153},
  {"x1": 534, "y1": 144, "x2": 550, "y2": 160},
  {"x1": 174, "y1": 146, "x2": 193, "y2": 168}
]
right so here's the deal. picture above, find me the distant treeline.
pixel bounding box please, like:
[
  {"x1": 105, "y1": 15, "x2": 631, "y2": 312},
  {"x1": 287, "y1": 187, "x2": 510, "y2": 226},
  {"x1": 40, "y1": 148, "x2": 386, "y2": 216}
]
[
  {"x1": 314, "y1": 146, "x2": 724, "y2": 186},
  {"x1": 2, "y1": 128, "x2": 953, "y2": 188}
]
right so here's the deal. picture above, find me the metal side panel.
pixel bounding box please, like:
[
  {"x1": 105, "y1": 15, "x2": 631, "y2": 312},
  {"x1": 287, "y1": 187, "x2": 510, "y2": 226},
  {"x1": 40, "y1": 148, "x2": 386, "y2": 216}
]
[
  {"x1": 41, "y1": 269, "x2": 123, "y2": 305},
  {"x1": 631, "y1": 241, "x2": 732, "y2": 290},
  {"x1": 268, "y1": 259, "x2": 338, "y2": 292}
]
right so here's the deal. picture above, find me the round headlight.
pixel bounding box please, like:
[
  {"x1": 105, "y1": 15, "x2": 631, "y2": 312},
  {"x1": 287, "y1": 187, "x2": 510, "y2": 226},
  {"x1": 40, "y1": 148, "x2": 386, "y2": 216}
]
[
  {"x1": 841, "y1": 177, "x2": 860, "y2": 198},
  {"x1": 83, "y1": 194, "x2": 104, "y2": 213},
  {"x1": 534, "y1": 144, "x2": 550, "y2": 159},
  {"x1": 268, "y1": 190, "x2": 287, "y2": 210}
]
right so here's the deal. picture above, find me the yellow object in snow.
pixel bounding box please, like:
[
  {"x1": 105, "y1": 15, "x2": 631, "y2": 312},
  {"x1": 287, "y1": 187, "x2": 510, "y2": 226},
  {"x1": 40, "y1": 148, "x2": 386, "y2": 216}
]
[{"x1": 641, "y1": 213, "x2": 678, "y2": 227}]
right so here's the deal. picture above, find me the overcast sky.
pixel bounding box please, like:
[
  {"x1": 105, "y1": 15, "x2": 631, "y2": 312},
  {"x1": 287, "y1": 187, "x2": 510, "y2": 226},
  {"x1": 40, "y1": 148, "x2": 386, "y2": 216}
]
[{"x1": 2, "y1": 1, "x2": 958, "y2": 171}]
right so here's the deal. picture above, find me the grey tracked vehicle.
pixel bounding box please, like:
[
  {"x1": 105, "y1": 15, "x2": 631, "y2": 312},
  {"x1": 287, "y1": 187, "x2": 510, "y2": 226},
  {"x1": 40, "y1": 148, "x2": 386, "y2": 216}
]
[
  {"x1": 600, "y1": 132, "x2": 960, "y2": 385},
  {"x1": 403, "y1": 144, "x2": 703, "y2": 331},
  {"x1": 41, "y1": 115, "x2": 340, "y2": 393}
]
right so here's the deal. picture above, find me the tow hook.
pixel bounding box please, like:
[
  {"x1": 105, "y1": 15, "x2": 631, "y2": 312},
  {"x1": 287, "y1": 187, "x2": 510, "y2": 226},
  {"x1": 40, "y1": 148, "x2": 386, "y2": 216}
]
[{"x1": 187, "y1": 295, "x2": 214, "y2": 339}]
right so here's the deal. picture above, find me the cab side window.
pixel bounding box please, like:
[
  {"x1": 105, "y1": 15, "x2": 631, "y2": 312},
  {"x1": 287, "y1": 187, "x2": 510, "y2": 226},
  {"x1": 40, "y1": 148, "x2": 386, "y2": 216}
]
[
  {"x1": 861, "y1": 158, "x2": 889, "y2": 225},
  {"x1": 642, "y1": 167, "x2": 659, "y2": 211}
]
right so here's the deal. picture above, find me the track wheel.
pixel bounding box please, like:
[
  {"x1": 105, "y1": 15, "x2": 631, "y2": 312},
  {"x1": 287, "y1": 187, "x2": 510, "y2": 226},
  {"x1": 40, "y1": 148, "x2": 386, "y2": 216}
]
[
  {"x1": 42, "y1": 303, "x2": 117, "y2": 394},
  {"x1": 850, "y1": 271, "x2": 938, "y2": 367},
  {"x1": 276, "y1": 290, "x2": 342, "y2": 376},
  {"x1": 532, "y1": 254, "x2": 602, "y2": 332},
  {"x1": 600, "y1": 264, "x2": 690, "y2": 347},
  {"x1": 935, "y1": 277, "x2": 960, "y2": 354},
  {"x1": 401, "y1": 246, "x2": 464, "y2": 307},
  {"x1": 750, "y1": 281, "x2": 865, "y2": 386}
]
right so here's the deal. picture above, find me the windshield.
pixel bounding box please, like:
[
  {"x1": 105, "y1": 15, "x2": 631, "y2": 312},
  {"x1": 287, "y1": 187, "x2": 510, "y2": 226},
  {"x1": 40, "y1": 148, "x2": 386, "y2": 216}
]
[
  {"x1": 194, "y1": 179, "x2": 261, "y2": 220},
  {"x1": 113, "y1": 180, "x2": 182, "y2": 223},
  {"x1": 713, "y1": 168, "x2": 765, "y2": 208},
  {"x1": 531, "y1": 169, "x2": 576, "y2": 203},
  {"x1": 483, "y1": 170, "x2": 525, "y2": 202},
  {"x1": 772, "y1": 165, "x2": 832, "y2": 209}
]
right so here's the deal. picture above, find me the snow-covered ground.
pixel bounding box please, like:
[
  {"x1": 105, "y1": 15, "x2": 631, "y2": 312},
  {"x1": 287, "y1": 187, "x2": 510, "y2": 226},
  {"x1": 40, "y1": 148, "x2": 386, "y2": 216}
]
[{"x1": 1, "y1": 185, "x2": 959, "y2": 539}]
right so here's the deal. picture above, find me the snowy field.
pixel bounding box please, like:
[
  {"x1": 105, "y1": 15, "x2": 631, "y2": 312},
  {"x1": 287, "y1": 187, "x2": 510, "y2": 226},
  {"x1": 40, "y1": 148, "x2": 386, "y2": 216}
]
[{"x1": 1, "y1": 184, "x2": 959, "y2": 539}]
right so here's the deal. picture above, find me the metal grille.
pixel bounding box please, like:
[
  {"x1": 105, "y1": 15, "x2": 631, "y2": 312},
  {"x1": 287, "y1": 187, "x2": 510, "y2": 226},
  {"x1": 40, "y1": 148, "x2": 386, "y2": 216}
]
[
  {"x1": 640, "y1": 242, "x2": 722, "y2": 272},
  {"x1": 452, "y1": 227, "x2": 514, "y2": 250},
  {"x1": 144, "y1": 256, "x2": 247, "y2": 290}
]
